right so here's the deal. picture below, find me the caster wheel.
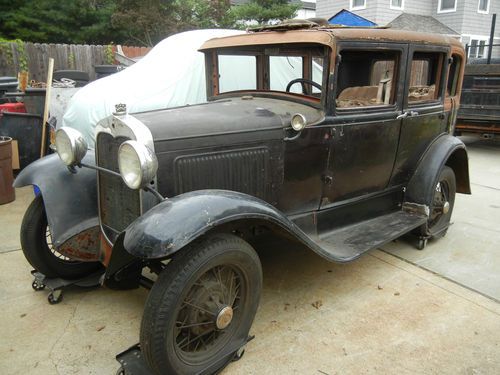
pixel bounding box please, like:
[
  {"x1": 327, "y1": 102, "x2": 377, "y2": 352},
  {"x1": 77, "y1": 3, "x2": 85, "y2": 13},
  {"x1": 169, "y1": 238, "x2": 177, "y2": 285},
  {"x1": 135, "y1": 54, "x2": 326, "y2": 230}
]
[
  {"x1": 115, "y1": 367, "x2": 125, "y2": 375},
  {"x1": 417, "y1": 238, "x2": 428, "y2": 250},
  {"x1": 232, "y1": 348, "x2": 246, "y2": 362},
  {"x1": 32, "y1": 280, "x2": 46, "y2": 291},
  {"x1": 48, "y1": 290, "x2": 63, "y2": 305}
]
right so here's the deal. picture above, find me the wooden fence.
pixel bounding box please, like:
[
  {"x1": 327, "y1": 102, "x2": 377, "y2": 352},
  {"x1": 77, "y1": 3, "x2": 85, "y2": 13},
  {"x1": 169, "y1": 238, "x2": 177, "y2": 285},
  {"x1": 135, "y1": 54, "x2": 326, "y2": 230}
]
[{"x1": 0, "y1": 42, "x2": 150, "y2": 82}]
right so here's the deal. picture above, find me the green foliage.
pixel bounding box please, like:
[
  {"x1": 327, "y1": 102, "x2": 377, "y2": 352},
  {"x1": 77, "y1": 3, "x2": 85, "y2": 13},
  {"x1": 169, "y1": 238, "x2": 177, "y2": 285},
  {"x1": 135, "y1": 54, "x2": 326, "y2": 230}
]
[
  {"x1": 0, "y1": 0, "x2": 128, "y2": 44},
  {"x1": 230, "y1": 0, "x2": 300, "y2": 25},
  {"x1": 0, "y1": 38, "x2": 28, "y2": 73},
  {"x1": 0, "y1": 0, "x2": 302, "y2": 46}
]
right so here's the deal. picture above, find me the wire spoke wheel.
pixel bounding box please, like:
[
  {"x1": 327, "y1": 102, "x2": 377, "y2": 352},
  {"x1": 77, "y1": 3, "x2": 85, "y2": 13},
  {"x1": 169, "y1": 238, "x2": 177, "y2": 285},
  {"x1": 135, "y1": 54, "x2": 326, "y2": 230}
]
[
  {"x1": 174, "y1": 265, "x2": 242, "y2": 360},
  {"x1": 140, "y1": 234, "x2": 262, "y2": 375}
]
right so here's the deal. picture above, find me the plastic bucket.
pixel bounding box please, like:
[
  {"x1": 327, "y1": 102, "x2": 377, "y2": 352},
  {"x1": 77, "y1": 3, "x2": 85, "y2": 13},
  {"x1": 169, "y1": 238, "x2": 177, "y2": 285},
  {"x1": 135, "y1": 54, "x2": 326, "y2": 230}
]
[{"x1": 0, "y1": 136, "x2": 15, "y2": 204}]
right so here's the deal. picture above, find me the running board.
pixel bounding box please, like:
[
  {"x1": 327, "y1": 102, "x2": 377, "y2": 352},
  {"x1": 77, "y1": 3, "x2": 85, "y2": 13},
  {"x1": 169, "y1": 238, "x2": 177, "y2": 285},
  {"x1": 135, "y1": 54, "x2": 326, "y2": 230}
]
[{"x1": 315, "y1": 211, "x2": 427, "y2": 262}]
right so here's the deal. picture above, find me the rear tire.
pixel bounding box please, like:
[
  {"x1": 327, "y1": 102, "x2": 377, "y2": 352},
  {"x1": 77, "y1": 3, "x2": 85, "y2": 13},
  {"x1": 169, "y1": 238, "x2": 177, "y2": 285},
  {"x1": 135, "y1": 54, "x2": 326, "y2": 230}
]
[
  {"x1": 20, "y1": 195, "x2": 102, "y2": 279},
  {"x1": 415, "y1": 166, "x2": 456, "y2": 239},
  {"x1": 140, "y1": 233, "x2": 262, "y2": 375}
]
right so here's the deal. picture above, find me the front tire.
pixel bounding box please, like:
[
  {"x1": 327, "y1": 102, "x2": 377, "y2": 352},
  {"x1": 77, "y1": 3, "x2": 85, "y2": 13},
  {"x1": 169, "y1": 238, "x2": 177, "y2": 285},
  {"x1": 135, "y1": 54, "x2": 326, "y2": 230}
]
[
  {"x1": 20, "y1": 195, "x2": 102, "y2": 279},
  {"x1": 140, "y1": 233, "x2": 262, "y2": 375}
]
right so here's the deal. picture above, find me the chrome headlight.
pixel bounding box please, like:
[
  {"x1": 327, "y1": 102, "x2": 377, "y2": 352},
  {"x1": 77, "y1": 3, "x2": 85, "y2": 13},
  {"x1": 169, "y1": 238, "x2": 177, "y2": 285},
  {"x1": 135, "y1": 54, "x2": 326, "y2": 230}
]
[
  {"x1": 118, "y1": 140, "x2": 158, "y2": 190},
  {"x1": 55, "y1": 127, "x2": 88, "y2": 166}
]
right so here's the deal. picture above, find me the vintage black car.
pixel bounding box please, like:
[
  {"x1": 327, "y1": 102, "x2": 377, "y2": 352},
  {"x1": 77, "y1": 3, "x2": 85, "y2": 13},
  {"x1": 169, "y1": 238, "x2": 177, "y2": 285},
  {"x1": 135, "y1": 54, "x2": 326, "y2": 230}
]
[{"x1": 15, "y1": 22, "x2": 470, "y2": 375}]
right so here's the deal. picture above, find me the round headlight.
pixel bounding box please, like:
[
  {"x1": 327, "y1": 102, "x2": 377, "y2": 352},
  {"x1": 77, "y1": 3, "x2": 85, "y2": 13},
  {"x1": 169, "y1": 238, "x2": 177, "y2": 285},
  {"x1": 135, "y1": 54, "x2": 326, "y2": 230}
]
[
  {"x1": 291, "y1": 113, "x2": 307, "y2": 131},
  {"x1": 55, "y1": 127, "x2": 88, "y2": 166},
  {"x1": 118, "y1": 140, "x2": 158, "y2": 190}
]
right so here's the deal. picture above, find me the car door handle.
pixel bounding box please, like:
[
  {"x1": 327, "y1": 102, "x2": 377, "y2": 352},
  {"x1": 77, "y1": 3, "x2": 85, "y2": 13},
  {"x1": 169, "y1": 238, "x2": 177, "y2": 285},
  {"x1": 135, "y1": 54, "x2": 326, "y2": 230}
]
[{"x1": 397, "y1": 111, "x2": 419, "y2": 120}]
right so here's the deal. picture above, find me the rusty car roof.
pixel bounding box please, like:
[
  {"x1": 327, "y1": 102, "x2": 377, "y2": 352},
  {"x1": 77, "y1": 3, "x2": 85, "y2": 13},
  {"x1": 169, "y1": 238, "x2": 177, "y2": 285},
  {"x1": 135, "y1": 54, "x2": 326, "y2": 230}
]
[{"x1": 199, "y1": 27, "x2": 463, "y2": 51}]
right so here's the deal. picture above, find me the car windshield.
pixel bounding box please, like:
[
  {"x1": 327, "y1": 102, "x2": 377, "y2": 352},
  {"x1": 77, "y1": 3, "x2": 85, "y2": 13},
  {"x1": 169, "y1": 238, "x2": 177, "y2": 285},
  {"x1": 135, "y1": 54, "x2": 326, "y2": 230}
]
[{"x1": 214, "y1": 45, "x2": 326, "y2": 102}]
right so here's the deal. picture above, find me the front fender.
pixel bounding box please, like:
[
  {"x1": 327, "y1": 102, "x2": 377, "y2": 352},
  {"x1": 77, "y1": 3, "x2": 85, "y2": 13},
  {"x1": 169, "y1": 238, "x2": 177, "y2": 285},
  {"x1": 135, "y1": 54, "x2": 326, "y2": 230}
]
[
  {"x1": 406, "y1": 134, "x2": 471, "y2": 207},
  {"x1": 14, "y1": 152, "x2": 98, "y2": 247},
  {"x1": 123, "y1": 190, "x2": 310, "y2": 259}
]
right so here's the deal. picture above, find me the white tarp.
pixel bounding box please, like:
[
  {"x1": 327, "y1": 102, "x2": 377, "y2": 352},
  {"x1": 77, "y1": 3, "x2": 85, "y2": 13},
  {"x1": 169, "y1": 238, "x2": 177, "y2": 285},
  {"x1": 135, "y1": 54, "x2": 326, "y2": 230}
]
[{"x1": 62, "y1": 29, "x2": 323, "y2": 147}]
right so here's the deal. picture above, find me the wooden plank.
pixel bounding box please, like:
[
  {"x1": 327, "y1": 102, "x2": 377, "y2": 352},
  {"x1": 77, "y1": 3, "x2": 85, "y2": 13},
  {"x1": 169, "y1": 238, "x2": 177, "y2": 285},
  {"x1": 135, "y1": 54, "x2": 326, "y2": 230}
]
[{"x1": 40, "y1": 57, "x2": 54, "y2": 158}]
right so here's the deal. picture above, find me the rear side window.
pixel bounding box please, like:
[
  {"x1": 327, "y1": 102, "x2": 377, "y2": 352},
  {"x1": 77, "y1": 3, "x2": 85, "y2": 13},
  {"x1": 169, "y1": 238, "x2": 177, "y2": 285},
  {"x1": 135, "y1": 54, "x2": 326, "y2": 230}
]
[
  {"x1": 408, "y1": 52, "x2": 445, "y2": 103},
  {"x1": 335, "y1": 50, "x2": 399, "y2": 109},
  {"x1": 447, "y1": 54, "x2": 461, "y2": 97}
]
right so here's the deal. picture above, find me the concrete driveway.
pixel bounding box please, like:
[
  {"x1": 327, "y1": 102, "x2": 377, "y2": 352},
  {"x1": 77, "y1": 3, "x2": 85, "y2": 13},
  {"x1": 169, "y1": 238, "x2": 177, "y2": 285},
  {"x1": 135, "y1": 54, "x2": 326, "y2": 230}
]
[{"x1": 0, "y1": 135, "x2": 499, "y2": 375}]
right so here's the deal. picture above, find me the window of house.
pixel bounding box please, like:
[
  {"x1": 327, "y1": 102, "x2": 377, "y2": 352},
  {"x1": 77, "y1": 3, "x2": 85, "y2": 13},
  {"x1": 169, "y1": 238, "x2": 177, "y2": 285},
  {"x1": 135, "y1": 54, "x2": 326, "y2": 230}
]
[
  {"x1": 408, "y1": 52, "x2": 444, "y2": 104},
  {"x1": 350, "y1": 0, "x2": 366, "y2": 10},
  {"x1": 478, "y1": 0, "x2": 490, "y2": 14},
  {"x1": 438, "y1": 0, "x2": 457, "y2": 13},
  {"x1": 335, "y1": 50, "x2": 398, "y2": 109},
  {"x1": 447, "y1": 54, "x2": 462, "y2": 97},
  {"x1": 469, "y1": 39, "x2": 488, "y2": 58},
  {"x1": 390, "y1": 0, "x2": 404, "y2": 10}
]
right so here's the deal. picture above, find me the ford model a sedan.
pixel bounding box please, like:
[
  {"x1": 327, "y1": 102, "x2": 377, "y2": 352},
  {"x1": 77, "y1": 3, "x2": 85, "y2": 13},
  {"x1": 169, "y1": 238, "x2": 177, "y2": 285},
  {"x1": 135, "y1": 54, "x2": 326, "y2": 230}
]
[{"x1": 15, "y1": 24, "x2": 470, "y2": 374}]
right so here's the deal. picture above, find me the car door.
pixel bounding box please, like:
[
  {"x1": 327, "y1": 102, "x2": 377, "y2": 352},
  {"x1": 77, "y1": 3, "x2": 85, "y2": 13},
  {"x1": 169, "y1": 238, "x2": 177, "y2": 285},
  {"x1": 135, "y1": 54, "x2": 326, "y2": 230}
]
[
  {"x1": 390, "y1": 44, "x2": 450, "y2": 185},
  {"x1": 321, "y1": 42, "x2": 408, "y2": 207}
]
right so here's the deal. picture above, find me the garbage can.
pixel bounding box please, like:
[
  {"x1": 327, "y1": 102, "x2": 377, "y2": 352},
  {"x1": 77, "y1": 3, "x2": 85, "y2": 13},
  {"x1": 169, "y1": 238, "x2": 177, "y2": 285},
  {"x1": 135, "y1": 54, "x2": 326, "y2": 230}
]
[{"x1": 0, "y1": 136, "x2": 15, "y2": 204}]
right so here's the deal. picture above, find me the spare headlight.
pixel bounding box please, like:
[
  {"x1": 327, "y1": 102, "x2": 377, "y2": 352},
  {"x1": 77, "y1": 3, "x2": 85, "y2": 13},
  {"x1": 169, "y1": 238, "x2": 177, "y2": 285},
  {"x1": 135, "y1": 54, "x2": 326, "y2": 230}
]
[
  {"x1": 118, "y1": 140, "x2": 158, "y2": 190},
  {"x1": 55, "y1": 127, "x2": 88, "y2": 166}
]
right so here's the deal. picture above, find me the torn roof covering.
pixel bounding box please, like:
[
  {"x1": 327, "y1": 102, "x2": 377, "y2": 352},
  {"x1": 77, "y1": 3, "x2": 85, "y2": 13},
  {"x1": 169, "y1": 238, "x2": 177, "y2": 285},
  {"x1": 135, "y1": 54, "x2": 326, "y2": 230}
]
[
  {"x1": 388, "y1": 13, "x2": 460, "y2": 36},
  {"x1": 328, "y1": 9, "x2": 377, "y2": 27}
]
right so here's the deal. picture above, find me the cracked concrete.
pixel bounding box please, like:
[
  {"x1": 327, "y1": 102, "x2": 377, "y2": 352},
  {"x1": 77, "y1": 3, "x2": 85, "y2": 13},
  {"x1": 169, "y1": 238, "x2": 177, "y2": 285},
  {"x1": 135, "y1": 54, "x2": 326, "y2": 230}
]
[{"x1": 0, "y1": 135, "x2": 499, "y2": 374}]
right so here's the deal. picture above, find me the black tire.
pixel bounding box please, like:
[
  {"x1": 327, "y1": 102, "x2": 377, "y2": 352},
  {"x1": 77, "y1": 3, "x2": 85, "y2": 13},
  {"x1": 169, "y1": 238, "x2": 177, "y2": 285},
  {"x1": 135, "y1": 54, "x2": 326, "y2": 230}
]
[
  {"x1": 416, "y1": 166, "x2": 456, "y2": 238},
  {"x1": 140, "y1": 233, "x2": 262, "y2": 375},
  {"x1": 20, "y1": 195, "x2": 103, "y2": 279}
]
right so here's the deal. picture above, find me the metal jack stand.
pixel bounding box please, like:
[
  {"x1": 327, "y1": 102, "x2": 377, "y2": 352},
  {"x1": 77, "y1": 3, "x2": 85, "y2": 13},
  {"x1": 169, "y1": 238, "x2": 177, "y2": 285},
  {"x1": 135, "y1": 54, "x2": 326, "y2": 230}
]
[{"x1": 31, "y1": 270, "x2": 105, "y2": 304}]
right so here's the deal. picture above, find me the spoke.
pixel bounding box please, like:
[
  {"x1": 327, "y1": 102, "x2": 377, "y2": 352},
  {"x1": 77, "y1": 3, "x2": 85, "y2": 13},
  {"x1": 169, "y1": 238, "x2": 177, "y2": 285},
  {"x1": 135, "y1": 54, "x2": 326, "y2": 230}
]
[
  {"x1": 231, "y1": 282, "x2": 241, "y2": 307},
  {"x1": 182, "y1": 301, "x2": 216, "y2": 316},
  {"x1": 179, "y1": 328, "x2": 216, "y2": 350},
  {"x1": 176, "y1": 320, "x2": 213, "y2": 329}
]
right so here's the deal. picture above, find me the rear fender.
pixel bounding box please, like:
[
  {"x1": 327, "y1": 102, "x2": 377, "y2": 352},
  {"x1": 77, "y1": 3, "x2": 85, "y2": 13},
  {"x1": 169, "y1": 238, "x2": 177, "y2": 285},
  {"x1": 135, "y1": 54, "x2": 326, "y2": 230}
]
[
  {"x1": 405, "y1": 134, "x2": 471, "y2": 208},
  {"x1": 123, "y1": 190, "x2": 320, "y2": 259},
  {"x1": 14, "y1": 152, "x2": 99, "y2": 248}
]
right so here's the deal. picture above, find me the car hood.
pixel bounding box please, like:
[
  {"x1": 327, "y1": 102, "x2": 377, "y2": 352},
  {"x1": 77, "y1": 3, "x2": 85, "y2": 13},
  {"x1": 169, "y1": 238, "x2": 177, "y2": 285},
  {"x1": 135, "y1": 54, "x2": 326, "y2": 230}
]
[{"x1": 132, "y1": 96, "x2": 324, "y2": 142}]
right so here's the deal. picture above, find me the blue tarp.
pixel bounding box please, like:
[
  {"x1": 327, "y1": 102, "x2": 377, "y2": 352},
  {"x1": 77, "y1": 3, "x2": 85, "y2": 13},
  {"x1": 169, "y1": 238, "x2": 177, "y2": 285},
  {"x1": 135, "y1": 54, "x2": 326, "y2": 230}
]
[{"x1": 328, "y1": 9, "x2": 377, "y2": 27}]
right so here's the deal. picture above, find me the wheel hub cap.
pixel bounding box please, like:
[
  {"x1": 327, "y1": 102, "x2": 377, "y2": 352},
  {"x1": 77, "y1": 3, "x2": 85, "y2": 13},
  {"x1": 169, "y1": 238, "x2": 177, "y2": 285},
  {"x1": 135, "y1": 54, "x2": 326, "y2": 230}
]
[
  {"x1": 215, "y1": 306, "x2": 233, "y2": 330},
  {"x1": 442, "y1": 201, "x2": 450, "y2": 214}
]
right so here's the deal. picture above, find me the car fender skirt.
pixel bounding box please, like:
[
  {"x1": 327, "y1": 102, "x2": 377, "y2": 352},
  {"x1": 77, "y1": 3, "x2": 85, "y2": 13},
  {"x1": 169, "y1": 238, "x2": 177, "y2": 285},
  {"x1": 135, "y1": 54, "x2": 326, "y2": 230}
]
[
  {"x1": 123, "y1": 190, "x2": 311, "y2": 259},
  {"x1": 14, "y1": 152, "x2": 99, "y2": 247},
  {"x1": 406, "y1": 134, "x2": 471, "y2": 206}
]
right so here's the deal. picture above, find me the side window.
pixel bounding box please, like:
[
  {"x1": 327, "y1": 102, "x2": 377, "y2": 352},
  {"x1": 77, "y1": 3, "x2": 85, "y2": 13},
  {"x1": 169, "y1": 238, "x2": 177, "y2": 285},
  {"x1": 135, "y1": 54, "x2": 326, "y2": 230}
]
[
  {"x1": 447, "y1": 54, "x2": 462, "y2": 97},
  {"x1": 335, "y1": 50, "x2": 398, "y2": 109},
  {"x1": 408, "y1": 52, "x2": 444, "y2": 104},
  {"x1": 218, "y1": 55, "x2": 257, "y2": 93}
]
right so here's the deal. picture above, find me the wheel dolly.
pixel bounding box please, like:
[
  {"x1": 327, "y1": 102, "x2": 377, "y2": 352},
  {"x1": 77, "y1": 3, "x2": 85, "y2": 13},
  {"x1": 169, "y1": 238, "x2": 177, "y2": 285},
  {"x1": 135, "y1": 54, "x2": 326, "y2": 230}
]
[{"x1": 31, "y1": 269, "x2": 105, "y2": 304}]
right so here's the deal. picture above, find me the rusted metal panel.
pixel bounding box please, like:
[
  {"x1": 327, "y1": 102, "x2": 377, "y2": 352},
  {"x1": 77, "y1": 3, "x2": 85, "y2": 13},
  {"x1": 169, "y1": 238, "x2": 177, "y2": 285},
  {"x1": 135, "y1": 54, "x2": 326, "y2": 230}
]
[{"x1": 57, "y1": 226, "x2": 101, "y2": 261}]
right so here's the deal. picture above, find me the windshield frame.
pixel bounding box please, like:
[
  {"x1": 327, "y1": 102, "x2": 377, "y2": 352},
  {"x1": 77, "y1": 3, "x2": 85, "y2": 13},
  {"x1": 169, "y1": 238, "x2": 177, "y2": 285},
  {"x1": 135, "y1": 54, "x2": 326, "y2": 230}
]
[{"x1": 204, "y1": 43, "x2": 331, "y2": 109}]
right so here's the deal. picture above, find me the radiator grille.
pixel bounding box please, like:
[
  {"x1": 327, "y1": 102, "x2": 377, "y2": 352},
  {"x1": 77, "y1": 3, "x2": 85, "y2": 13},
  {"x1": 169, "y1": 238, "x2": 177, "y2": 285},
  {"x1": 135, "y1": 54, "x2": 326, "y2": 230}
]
[
  {"x1": 96, "y1": 132, "x2": 141, "y2": 235},
  {"x1": 174, "y1": 148, "x2": 270, "y2": 199}
]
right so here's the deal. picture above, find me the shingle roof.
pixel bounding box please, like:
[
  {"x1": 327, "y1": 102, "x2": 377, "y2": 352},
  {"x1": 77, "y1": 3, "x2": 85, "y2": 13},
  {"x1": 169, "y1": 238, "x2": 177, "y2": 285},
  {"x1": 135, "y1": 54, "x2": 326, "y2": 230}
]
[{"x1": 388, "y1": 13, "x2": 460, "y2": 36}]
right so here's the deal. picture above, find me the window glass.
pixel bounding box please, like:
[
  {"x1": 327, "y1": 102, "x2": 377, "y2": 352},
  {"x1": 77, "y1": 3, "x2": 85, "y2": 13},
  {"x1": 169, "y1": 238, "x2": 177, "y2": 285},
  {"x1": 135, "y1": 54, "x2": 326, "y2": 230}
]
[
  {"x1": 408, "y1": 52, "x2": 443, "y2": 103},
  {"x1": 391, "y1": 0, "x2": 403, "y2": 8},
  {"x1": 469, "y1": 39, "x2": 488, "y2": 58},
  {"x1": 218, "y1": 55, "x2": 257, "y2": 93},
  {"x1": 478, "y1": 0, "x2": 489, "y2": 12},
  {"x1": 270, "y1": 56, "x2": 303, "y2": 93},
  {"x1": 336, "y1": 50, "x2": 398, "y2": 109},
  {"x1": 351, "y1": 0, "x2": 366, "y2": 9},
  {"x1": 439, "y1": 0, "x2": 456, "y2": 11},
  {"x1": 447, "y1": 54, "x2": 461, "y2": 97}
]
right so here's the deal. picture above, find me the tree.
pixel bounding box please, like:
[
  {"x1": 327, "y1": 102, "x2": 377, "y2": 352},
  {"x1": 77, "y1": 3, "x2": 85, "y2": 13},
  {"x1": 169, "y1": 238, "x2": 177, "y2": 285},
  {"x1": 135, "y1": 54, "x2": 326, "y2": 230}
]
[
  {"x1": 230, "y1": 0, "x2": 300, "y2": 26},
  {"x1": 0, "y1": 0, "x2": 127, "y2": 44}
]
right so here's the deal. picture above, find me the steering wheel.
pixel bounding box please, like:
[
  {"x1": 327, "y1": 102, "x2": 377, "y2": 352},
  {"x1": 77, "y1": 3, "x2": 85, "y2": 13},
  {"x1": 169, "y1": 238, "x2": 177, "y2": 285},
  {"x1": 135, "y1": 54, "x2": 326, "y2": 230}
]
[{"x1": 285, "y1": 78, "x2": 322, "y2": 95}]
